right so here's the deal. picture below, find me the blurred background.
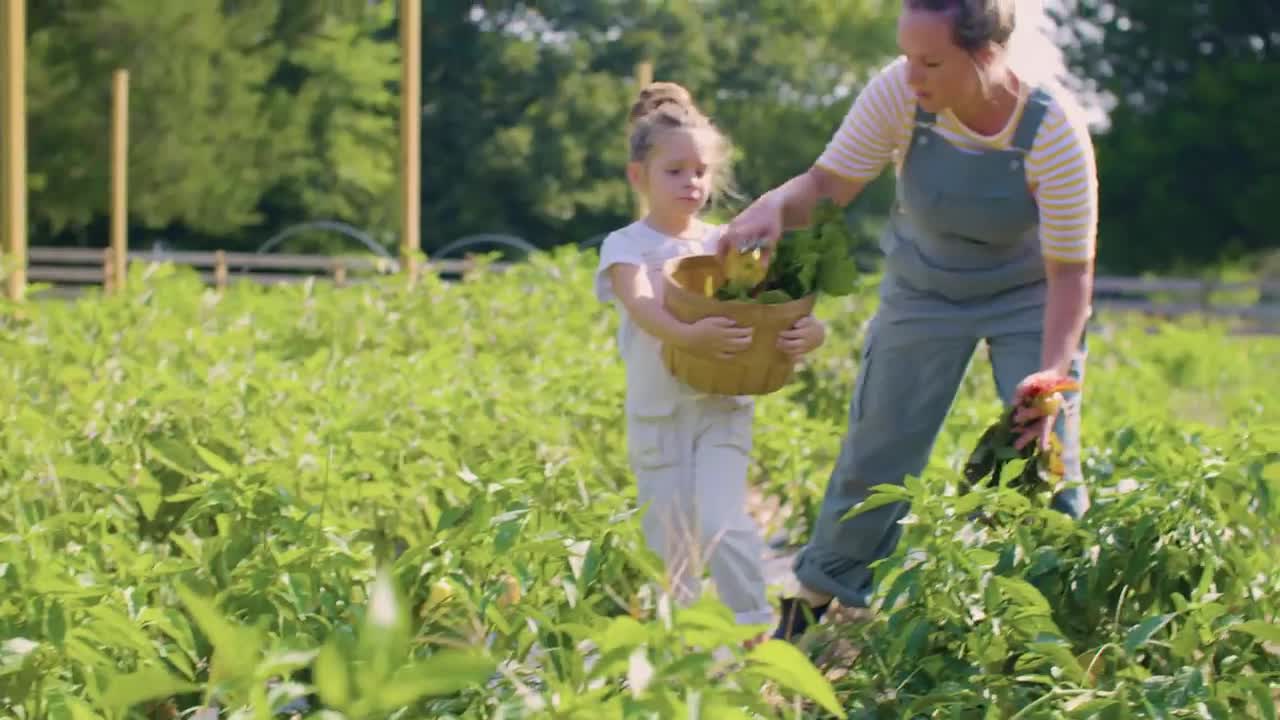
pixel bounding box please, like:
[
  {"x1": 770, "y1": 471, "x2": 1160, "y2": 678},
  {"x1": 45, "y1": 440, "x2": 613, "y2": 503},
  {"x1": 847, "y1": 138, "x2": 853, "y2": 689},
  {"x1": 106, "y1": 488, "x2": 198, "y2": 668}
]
[{"x1": 10, "y1": 0, "x2": 1280, "y2": 278}]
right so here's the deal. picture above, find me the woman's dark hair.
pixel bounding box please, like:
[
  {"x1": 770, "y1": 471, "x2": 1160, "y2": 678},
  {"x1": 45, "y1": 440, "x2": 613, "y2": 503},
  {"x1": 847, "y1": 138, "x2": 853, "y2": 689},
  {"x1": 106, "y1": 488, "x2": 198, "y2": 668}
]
[{"x1": 904, "y1": 0, "x2": 1017, "y2": 51}]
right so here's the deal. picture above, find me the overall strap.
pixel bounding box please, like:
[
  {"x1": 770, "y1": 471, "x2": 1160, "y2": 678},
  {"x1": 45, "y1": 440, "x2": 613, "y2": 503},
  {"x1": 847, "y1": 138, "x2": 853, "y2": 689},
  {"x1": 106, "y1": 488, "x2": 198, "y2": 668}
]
[
  {"x1": 913, "y1": 102, "x2": 937, "y2": 127},
  {"x1": 1010, "y1": 86, "x2": 1052, "y2": 152}
]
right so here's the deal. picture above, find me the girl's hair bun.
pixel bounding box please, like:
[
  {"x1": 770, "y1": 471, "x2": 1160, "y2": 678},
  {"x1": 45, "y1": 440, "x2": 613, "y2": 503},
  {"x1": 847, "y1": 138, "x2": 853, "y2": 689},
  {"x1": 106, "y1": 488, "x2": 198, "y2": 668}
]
[{"x1": 629, "y1": 82, "x2": 698, "y2": 124}]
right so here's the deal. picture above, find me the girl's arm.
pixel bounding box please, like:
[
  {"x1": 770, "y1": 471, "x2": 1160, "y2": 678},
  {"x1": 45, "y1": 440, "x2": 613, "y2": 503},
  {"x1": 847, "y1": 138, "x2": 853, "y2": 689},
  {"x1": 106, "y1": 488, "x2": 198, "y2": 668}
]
[
  {"x1": 608, "y1": 263, "x2": 753, "y2": 359},
  {"x1": 608, "y1": 263, "x2": 694, "y2": 350}
]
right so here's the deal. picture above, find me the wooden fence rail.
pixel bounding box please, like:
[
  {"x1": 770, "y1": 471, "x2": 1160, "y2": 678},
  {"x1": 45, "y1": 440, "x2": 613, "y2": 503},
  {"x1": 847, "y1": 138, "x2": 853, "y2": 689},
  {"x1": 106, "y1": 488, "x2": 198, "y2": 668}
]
[
  {"x1": 15, "y1": 245, "x2": 1280, "y2": 328},
  {"x1": 24, "y1": 246, "x2": 480, "y2": 290}
]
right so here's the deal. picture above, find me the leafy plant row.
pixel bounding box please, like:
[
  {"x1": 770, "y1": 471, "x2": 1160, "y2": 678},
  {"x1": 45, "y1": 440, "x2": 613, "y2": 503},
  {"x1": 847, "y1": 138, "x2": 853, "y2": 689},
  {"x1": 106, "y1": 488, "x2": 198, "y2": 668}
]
[{"x1": 0, "y1": 249, "x2": 1276, "y2": 718}]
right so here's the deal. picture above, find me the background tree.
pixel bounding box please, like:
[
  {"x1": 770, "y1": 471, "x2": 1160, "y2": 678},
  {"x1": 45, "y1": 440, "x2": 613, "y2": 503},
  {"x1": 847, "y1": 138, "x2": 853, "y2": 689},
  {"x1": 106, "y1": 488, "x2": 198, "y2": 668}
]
[
  {"x1": 25, "y1": 0, "x2": 398, "y2": 253},
  {"x1": 1052, "y1": 0, "x2": 1280, "y2": 274},
  {"x1": 419, "y1": 0, "x2": 900, "y2": 255},
  {"x1": 20, "y1": 0, "x2": 1277, "y2": 275}
]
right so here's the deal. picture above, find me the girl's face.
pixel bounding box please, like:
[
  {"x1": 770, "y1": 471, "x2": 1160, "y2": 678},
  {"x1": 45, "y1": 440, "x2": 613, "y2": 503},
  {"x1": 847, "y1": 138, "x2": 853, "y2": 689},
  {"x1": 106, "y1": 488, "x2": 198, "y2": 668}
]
[
  {"x1": 897, "y1": 8, "x2": 988, "y2": 114},
  {"x1": 629, "y1": 128, "x2": 717, "y2": 222}
]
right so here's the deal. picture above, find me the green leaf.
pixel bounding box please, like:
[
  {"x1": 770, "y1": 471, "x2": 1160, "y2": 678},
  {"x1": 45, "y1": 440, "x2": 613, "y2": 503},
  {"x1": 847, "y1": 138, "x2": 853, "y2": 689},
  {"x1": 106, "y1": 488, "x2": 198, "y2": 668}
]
[
  {"x1": 994, "y1": 577, "x2": 1052, "y2": 614},
  {"x1": 45, "y1": 601, "x2": 67, "y2": 646},
  {"x1": 55, "y1": 462, "x2": 121, "y2": 488},
  {"x1": 175, "y1": 584, "x2": 261, "y2": 684},
  {"x1": 314, "y1": 638, "x2": 352, "y2": 709},
  {"x1": 817, "y1": 254, "x2": 859, "y2": 296},
  {"x1": 757, "y1": 289, "x2": 795, "y2": 304},
  {"x1": 746, "y1": 640, "x2": 845, "y2": 718},
  {"x1": 1027, "y1": 641, "x2": 1088, "y2": 685},
  {"x1": 840, "y1": 485, "x2": 910, "y2": 521},
  {"x1": 100, "y1": 667, "x2": 198, "y2": 713},
  {"x1": 1246, "y1": 677, "x2": 1278, "y2": 720},
  {"x1": 597, "y1": 616, "x2": 650, "y2": 654},
  {"x1": 1124, "y1": 614, "x2": 1177, "y2": 656},
  {"x1": 377, "y1": 651, "x2": 497, "y2": 705},
  {"x1": 193, "y1": 443, "x2": 235, "y2": 475},
  {"x1": 1229, "y1": 620, "x2": 1280, "y2": 644},
  {"x1": 1064, "y1": 696, "x2": 1120, "y2": 716}
]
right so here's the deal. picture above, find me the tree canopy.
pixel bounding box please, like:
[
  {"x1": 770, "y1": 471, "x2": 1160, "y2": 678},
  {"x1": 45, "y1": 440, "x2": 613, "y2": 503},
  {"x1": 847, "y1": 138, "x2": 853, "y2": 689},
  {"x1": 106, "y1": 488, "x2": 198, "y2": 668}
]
[{"x1": 13, "y1": 0, "x2": 1279, "y2": 273}]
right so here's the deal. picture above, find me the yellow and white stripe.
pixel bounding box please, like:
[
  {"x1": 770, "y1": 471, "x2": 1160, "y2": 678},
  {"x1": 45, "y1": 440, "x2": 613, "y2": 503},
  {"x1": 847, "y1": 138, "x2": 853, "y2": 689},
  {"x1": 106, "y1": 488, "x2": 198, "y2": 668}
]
[{"x1": 815, "y1": 57, "x2": 1098, "y2": 263}]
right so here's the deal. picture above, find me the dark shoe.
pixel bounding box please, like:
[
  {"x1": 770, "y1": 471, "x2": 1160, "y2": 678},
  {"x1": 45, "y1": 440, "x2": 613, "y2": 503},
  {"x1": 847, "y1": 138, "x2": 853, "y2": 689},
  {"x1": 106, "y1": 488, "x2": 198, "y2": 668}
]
[{"x1": 772, "y1": 596, "x2": 831, "y2": 642}]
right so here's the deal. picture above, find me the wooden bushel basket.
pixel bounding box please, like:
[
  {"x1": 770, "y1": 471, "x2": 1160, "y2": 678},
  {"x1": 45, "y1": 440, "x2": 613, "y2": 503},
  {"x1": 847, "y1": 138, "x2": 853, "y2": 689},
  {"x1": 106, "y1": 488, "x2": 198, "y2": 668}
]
[{"x1": 661, "y1": 254, "x2": 816, "y2": 396}]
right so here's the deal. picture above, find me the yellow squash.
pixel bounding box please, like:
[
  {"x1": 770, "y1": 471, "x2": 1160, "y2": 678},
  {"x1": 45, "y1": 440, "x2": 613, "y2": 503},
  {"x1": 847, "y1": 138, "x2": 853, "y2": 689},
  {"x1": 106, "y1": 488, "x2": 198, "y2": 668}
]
[{"x1": 723, "y1": 247, "x2": 767, "y2": 288}]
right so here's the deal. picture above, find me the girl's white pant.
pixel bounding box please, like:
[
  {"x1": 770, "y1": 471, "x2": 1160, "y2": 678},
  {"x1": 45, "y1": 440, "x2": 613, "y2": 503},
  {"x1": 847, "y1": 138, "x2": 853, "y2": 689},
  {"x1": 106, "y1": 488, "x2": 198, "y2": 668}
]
[{"x1": 626, "y1": 396, "x2": 772, "y2": 626}]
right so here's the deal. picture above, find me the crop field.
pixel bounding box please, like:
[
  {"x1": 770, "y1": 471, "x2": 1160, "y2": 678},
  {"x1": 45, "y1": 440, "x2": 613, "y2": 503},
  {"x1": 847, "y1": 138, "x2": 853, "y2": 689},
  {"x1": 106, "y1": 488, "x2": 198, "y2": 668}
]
[{"x1": 1, "y1": 249, "x2": 1278, "y2": 719}]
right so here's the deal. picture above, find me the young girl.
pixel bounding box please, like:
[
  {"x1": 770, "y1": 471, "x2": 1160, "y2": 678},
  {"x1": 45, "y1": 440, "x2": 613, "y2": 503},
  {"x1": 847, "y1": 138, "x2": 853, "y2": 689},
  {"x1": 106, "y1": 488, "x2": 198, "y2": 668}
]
[{"x1": 593, "y1": 82, "x2": 826, "y2": 638}]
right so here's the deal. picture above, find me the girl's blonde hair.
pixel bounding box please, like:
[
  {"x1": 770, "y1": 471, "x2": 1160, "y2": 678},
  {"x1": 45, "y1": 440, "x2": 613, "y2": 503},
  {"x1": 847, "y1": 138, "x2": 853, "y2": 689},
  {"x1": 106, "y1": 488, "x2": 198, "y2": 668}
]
[{"x1": 627, "y1": 81, "x2": 740, "y2": 212}]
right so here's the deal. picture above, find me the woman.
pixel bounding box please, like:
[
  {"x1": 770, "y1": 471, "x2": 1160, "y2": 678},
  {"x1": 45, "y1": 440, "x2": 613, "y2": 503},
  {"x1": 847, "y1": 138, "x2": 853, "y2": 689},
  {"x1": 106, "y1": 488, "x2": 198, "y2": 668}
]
[{"x1": 718, "y1": 0, "x2": 1098, "y2": 641}]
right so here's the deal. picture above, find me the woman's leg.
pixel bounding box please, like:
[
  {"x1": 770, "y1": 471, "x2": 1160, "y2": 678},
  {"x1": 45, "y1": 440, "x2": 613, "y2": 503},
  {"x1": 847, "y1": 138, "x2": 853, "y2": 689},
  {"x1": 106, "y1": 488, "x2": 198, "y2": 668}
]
[
  {"x1": 791, "y1": 314, "x2": 979, "y2": 610},
  {"x1": 986, "y1": 329, "x2": 1089, "y2": 518}
]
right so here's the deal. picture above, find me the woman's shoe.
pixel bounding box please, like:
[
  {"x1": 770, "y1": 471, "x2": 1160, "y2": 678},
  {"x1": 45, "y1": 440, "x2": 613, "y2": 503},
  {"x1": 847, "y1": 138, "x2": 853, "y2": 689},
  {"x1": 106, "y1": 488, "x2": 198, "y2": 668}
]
[{"x1": 772, "y1": 596, "x2": 831, "y2": 641}]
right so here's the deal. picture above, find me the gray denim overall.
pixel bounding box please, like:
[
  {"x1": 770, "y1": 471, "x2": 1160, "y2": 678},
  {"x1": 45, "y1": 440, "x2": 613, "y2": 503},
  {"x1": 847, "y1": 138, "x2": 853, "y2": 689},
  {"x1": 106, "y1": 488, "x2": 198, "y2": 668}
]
[{"x1": 792, "y1": 87, "x2": 1089, "y2": 609}]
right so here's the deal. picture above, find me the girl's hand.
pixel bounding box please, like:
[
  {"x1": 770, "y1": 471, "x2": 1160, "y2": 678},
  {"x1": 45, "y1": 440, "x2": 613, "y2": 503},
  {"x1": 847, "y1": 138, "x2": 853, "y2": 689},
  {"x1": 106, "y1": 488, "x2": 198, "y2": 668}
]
[
  {"x1": 778, "y1": 315, "x2": 825, "y2": 360},
  {"x1": 683, "y1": 316, "x2": 754, "y2": 360}
]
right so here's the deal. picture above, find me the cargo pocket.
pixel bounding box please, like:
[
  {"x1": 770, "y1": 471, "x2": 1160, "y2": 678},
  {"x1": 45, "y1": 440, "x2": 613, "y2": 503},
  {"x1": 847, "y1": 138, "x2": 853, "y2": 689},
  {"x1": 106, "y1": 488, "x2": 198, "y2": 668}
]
[
  {"x1": 627, "y1": 411, "x2": 681, "y2": 470},
  {"x1": 706, "y1": 401, "x2": 754, "y2": 455}
]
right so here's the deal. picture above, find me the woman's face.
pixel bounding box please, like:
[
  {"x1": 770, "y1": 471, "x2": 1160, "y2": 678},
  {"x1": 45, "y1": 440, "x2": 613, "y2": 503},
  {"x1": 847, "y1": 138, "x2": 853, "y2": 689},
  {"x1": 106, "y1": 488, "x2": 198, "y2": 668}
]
[{"x1": 897, "y1": 8, "x2": 985, "y2": 114}]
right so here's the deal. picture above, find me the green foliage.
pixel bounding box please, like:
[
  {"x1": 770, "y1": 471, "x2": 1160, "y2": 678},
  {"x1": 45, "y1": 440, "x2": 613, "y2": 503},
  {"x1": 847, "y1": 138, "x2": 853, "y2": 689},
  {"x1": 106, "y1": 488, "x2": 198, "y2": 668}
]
[
  {"x1": 1, "y1": 248, "x2": 1277, "y2": 717},
  {"x1": 0, "y1": 253, "x2": 847, "y2": 717},
  {"x1": 25, "y1": 1, "x2": 399, "y2": 250},
  {"x1": 1054, "y1": 0, "x2": 1280, "y2": 274},
  {"x1": 23, "y1": 1, "x2": 899, "y2": 258},
  {"x1": 21, "y1": 0, "x2": 1280, "y2": 273}
]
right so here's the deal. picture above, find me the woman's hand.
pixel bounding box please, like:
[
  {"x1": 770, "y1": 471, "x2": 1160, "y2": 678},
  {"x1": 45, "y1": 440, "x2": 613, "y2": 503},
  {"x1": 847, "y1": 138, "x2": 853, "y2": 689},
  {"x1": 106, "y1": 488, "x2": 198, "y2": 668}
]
[
  {"x1": 717, "y1": 168, "x2": 867, "y2": 263},
  {"x1": 778, "y1": 315, "x2": 826, "y2": 361},
  {"x1": 717, "y1": 193, "x2": 784, "y2": 265},
  {"x1": 1011, "y1": 371, "x2": 1080, "y2": 451}
]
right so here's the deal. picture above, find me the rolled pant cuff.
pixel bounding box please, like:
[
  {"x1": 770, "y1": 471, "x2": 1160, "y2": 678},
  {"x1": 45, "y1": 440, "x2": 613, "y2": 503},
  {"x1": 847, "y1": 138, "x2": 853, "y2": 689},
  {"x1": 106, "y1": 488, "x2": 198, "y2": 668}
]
[{"x1": 793, "y1": 550, "x2": 874, "y2": 610}]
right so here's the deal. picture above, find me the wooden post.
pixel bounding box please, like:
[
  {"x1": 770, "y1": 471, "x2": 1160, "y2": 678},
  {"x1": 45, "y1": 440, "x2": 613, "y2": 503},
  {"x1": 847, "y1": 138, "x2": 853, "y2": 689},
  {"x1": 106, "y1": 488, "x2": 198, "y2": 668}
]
[
  {"x1": 332, "y1": 261, "x2": 347, "y2": 288},
  {"x1": 102, "y1": 247, "x2": 114, "y2": 294},
  {"x1": 635, "y1": 59, "x2": 653, "y2": 89},
  {"x1": 400, "y1": 0, "x2": 421, "y2": 287},
  {"x1": 214, "y1": 250, "x2": 228, "y2": 293},
  {"x1": 110, "y1": 69, "x2": 128, "y2": 293},
  {"x1": 632, "y1": 59, "x2": 653, "y2": 221},
  {"x1": 2, "y1": 0, "x2": 26, "y2": 302}
]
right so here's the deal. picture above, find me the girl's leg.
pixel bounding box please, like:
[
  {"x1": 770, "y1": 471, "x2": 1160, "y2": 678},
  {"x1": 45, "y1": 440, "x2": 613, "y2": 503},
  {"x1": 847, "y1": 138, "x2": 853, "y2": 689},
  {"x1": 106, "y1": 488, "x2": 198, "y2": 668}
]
[
  {"x1": 627, "y1": 405, "x2": 703, "y2": 606},
  {"x1": 691, "y1": 400, "x2": 771, "y2": 626}
]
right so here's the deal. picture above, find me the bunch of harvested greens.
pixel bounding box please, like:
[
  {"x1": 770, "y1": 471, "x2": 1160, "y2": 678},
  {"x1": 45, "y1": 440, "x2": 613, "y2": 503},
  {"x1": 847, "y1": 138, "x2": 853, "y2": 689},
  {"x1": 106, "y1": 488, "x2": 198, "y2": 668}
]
[
  {"x1": 716, "y1": 199, "x2": 860, "y2": 303},
  {"x1": 963, "y1": 374, "x2": 1080, "y2": 498}
]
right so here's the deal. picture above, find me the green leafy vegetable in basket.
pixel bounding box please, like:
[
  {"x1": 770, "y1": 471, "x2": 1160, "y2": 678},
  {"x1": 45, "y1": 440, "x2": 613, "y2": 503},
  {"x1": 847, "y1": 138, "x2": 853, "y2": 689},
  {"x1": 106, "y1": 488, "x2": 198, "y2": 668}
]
[{"x1": 716, "y1": 199, "x2": 861, "y2": 303}]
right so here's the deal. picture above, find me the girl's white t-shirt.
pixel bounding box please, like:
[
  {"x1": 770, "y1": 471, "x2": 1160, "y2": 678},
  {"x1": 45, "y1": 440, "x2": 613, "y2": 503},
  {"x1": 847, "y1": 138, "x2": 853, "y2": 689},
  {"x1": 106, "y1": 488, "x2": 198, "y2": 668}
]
[{"x1": 594, "y1": 219, "x2": 751, "y2": 417}]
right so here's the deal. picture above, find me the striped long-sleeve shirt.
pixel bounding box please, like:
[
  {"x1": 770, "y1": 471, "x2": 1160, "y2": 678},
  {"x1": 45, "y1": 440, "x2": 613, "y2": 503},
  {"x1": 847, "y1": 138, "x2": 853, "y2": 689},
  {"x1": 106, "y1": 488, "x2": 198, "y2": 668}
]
[{"x1": 816, "y1": 57, "x2": 1098, "y2": 263}]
